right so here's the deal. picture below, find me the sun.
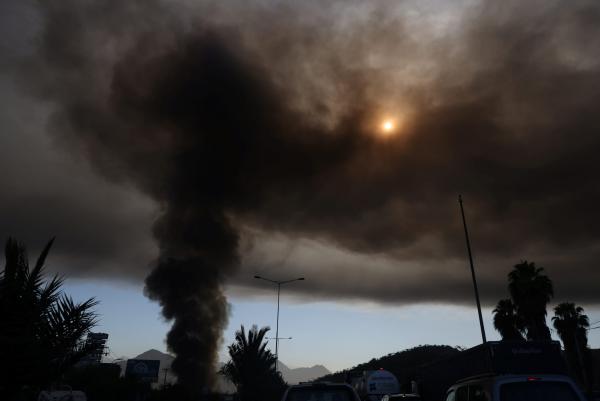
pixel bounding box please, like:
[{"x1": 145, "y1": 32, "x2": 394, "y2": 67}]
[{"x1": 380, "y1": 119, "x2": 396, "y2": 135}]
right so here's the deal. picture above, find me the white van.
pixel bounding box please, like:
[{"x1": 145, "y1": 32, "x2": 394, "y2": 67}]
[
  {"x1": 445, "y1": 374, "x2": 586, "y2": 401},
  {"x1": 351, "y1": 370, "x2": 400, "y2": 401}
]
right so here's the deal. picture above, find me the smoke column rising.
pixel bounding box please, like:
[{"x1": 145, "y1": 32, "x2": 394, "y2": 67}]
[{"x1": 29, "y1": 1, "x2": 371, "y2": 391}]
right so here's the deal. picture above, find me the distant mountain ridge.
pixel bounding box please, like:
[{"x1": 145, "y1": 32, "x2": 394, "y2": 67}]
[
  {"x1": 111, "y1": 349, "x2": 330, "y2": 387},
  {"x1": 278, "y1": 361, "x2": 330, "y2": 384}
]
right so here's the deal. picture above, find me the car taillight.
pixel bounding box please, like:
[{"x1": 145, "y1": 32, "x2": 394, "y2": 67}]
[{"x1": 527, "y1": 377, "x2": 542, "y2": 381}]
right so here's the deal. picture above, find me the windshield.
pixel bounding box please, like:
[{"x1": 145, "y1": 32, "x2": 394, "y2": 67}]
[
  {"x1": 500, "y1": 381, "x2": 581, "y2": 401},
  {"x1": 287, "y1": 387, "x2": 356, "y2": 401}
]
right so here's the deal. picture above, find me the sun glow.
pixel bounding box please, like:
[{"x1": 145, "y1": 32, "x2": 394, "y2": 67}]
[{"x1": 380, "y1": 119, "x2": 396, "y2": 136}]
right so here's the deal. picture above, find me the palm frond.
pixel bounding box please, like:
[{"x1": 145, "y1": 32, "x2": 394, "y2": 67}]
[
  {"x1": 26, "y1": 237, "x2": 56, "y2": 295},
  {"x1": 39, "y1": 274, "x2": 64, "y2": 309},
  {"x1": 2, "y1": 237, "x2": 100, "y2": 390},
  {"x1": 4, "y1": 238, "x2": 24, "y2": 281}
]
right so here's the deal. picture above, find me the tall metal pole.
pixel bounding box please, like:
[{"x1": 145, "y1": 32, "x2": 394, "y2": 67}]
[
  {"x1": 162, "y1": 367, "x2": 169, "y2": 388},
  {"x1": 275, "y1": 283, "x2": 281, "y2": 371},
  {"x1": 459, "y1": 195, "x2": 487, "y2": 343},
  {"x1": 254, "y1": 275, "x2": 304, "y2": 372}
]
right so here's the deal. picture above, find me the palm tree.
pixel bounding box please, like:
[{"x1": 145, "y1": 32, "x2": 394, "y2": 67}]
[
  {"x1": 0, "y1": 237, "x2": 98, "y2": 399},
  {"x1": 221, "y1": 325, "x2": 285, "y2": 401},
  {"x1": 552, "y1": 302, "x2": 591, "y2": 390},
  {"x1": 493, "y1": 299, "x2": 525, "y2": 341},
  {"x1": 508, "y1": 261, "x2": 553, "y2": 341}
]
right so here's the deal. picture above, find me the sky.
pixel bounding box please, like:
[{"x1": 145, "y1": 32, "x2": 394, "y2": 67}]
[
  {"x1": 62, "y1": 279, "x2": 600, "y2": 372},
  {"x1": 3, "y1": 0, "x2": 600, "y2": 382}
]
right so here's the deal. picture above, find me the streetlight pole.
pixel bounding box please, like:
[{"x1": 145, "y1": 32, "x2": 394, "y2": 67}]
[
  {"x1": 254, "y1": 275, "x2": 305, "y2": 371},
  {"x1": 276, "y1": 282, "x2": 281, "y2": 362},
  {"x1": 162, "y1": 367, "x2": 169, "y2": 388},
  {"x1": 458, "y1": 195, "x2": 487, "y2": 344}
]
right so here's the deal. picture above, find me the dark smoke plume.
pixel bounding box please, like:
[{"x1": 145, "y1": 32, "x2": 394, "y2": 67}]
[
  {"x1": 28, "y1": 0, "x2": 372, "y2": 390},
  {"x1": 20, "y1": 0, "x2": 600, "y2": 390}
]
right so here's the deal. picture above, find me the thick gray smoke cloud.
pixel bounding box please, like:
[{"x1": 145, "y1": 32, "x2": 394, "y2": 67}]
[{"x1": 8, "y1": 0, "x2": 600, "y2": 391}]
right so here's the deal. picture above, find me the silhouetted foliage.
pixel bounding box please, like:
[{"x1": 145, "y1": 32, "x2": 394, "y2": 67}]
[
  {"x1": 221, "y1": 325, "x2": 285, "y2": 401},
  {"x1": 0, "y1": 237, "x2": 98, "y2": 400},
  {"x1": 492, "y1": 260, "x2": 553, "y2": 341},
  {"x1": 553, "y1": 302, "x2": 592, "y2": 391},
  {"x1": 493, "y1": 299, "x2": 525, "y2": 341},
  {"x1": 508, "y1": 261, "x2": 553, "y2": 341},
  {"x1": 317, "y1": 345, "x2": 461, "y2": 392}
]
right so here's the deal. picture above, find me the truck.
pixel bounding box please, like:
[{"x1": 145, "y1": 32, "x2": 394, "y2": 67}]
[
  {"x1": 351, "y1": 369, "x2": 400, "y2": 401},
  {"x1": 416, "y1": 341, "x2": 586, "y2": 401}
]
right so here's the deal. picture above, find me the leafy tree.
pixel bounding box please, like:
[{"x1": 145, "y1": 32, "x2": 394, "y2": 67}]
[
  {"x1": 220, "y1": 325, "x2": 285, "y2": 401},
  {"x1": 552, "y1": 302, "x2": 591, "y2": 390},
  {"x1": 507, "y1": 261, "x2": 553, "y2": 341},
  {"x1": 493, "y1": 299, "x2": 525, "y2": 341},
  {"x1": 0, "y1": 238, "x2": 98, "y2": 399}
]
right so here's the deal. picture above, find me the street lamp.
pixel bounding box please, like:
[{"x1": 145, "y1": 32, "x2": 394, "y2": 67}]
[{"x1": 254, "y1": 275, "x2": 305, "y2": 371}]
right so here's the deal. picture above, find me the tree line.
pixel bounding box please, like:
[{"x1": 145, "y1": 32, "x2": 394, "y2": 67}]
[
  {"x1": 222, "y1": 260, "x2": 599, "y2": 400},
  {"x1": 2, "y1": 237, "x2": 596, "y2": 400},
  {"x1": 492, "y1": 261, "x2": 593, "y2": 391}
]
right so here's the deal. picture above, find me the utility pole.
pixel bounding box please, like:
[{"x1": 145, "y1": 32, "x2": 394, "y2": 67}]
[{"x1": 459, "y1": 195, "x2": 487, "y2": 343}]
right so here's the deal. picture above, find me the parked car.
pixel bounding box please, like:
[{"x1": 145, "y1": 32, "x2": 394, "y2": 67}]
[
  {"x1": 38, "y1": 389, "x2": 87, "y2": 401},
  {"x1": 282, "y1": 382, "x2": 362, "y2": 401},
  {"x1": 382, "y1": 394, "x2": 422, "y2": 401},
  {"x1": 445, "y1": 374, "x2": 586, "y2": 401}
]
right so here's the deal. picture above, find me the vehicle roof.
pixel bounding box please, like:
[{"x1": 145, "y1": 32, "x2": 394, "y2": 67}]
[
  {"x1": 291, "y1": 382, "x2": 354, "y2": 388},
  {"x1": 283, "y1": 382, "x2": 362, "y2": 401},
  {"x1": 450, "y1": 374, "x2": 577, "y2": 387}
]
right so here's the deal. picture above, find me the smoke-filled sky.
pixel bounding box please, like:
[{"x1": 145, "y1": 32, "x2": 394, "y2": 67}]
[{"x1": 3, "y1": 0, "x2": 600, "y2": 373}]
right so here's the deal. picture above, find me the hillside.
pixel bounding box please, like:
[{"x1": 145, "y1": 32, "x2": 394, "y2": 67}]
[{"x1": 316, "y1": 345, "x2": 460, "y2": 391}]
